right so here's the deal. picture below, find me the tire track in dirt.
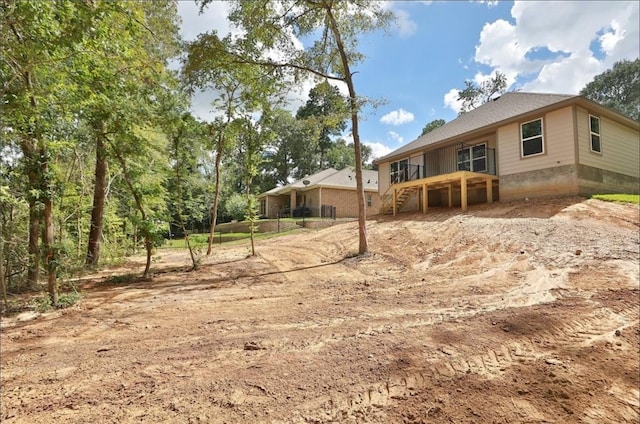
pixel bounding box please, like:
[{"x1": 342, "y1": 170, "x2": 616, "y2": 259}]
[{"x1": 295, "y1": 302, "x2": 638, "y2": 422}]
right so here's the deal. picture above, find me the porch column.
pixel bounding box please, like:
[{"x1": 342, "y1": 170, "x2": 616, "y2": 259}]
[
  {"x1": 447, "y1": 184, "x2": 453, "y2": 208},
  {"x1": 422, "y1": 183, "x2": 428, "y2": 213},
  {"x1": 290, "y1": 190, "x2": 296, "y2": 212},
  {"x1": 461, "y1": 173, "x2": 468, "y2": 212},
  {"x1": 392, "y1": 187, "x2": 397, "y2": 216},
  {"x1": 486, "y1": 178, "x2": 493, "y2": 204}
]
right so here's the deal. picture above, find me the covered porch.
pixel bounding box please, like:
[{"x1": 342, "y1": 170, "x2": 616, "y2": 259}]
[{"x1": 382, "y1": 170, "x2": 499, "y2": 215}]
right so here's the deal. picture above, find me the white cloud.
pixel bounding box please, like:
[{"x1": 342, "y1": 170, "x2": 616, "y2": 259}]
[
  {"x1": 177, "y1": 1, "x2": 235, "y2": 42},
  {"x1": 474, "y1": 0, "x2": 499, "y2": 7},
  {"x1": 600, "y1": 20, "x2": 625, "y2": 54},
  {"x1": 446, "y1": 1, "x2": 639, "y2": 108},
  {"x1": 364, "y1": 141, "x2": 394, "y2": 160},
  {"x1": 380, "y1": 108, "x2": 415, "y2": 125},
  {"x1": 394, "y1": 9, "x2": 417, "y2": 37},
  {"x1": 388, "y1": 131, "x2": 404, "y2": 144},
  {"x1": 443, "y1": 89, "x2": 464, "y2": 115}
]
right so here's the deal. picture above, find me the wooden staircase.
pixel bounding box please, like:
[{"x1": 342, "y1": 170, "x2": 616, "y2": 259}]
[{"x1": 382, "y1": 186, "x2": 420, "y2": 215}]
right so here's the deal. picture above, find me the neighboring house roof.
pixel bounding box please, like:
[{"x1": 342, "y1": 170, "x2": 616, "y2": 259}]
[
  {"x1": 373, "y1": 92, "x2": 639, "y2": 164},
  {"x1": 259, "y1": 167, "x2": 379, "y2": 197}
]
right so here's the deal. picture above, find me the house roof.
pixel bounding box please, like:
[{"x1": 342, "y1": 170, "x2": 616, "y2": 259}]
[
  {"x1": 259, "y1": 167, "x2": 378, "y2": 197},
  {"x1": 373, "y1": 92, "x2": 639, "y2": 164}
]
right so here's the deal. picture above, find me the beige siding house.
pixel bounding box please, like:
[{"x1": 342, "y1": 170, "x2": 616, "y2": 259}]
[
  {"x1": 373, "y1": 92, "x2": 639, "y2": 215},
  {"x1": 258, "y1": 167, "x2": 380, "y2": 219}
]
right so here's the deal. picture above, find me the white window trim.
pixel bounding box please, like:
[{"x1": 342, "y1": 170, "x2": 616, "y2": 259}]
[
  {"x1": 589, "y1": 114, "x2": 602, "y2": 154},
  {"x1": 520, "y1": 118, "x2": 545, "y2": 158}
]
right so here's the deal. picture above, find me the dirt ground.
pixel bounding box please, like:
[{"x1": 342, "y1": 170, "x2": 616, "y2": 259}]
[{"x1": 1, "y1": 196, "x2": 639, "y2": 424}]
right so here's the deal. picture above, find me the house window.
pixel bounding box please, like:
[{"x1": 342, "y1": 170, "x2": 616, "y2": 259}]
[
  {"x1": 521, "y1": 118, "x2": 544, "y2": 157},
  {"x1": 390, "y1": 159, "x2": 408, "y2": 184},
  {"x1": 457, "y1": 143, "x2": 487, "y2": 172},
  {"x1": 589, "y1": 115, "x2": 601, "y2": 153},
  {"x1": 366, "y1": 194, "x2": 372, "y2": 207}
]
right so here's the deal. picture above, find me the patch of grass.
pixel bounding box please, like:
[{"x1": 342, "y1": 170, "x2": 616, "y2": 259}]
[
  {"x1": 103, "y1": 273, "x2": 138, "y2": 285},
  {"x1": 591, "y1": 194, "x2": 640, "y2": 205},
  {"x1": 162, "y1": 232, "x2": 252, "y2": 249},
  {"x1": 32, "y1": 291, "x2": 81, "y2": 313}
]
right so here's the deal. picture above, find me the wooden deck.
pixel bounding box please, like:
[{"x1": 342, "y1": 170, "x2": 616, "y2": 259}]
[{"x1": 384, "y1": 171, "x2": 499, "y2": 215}]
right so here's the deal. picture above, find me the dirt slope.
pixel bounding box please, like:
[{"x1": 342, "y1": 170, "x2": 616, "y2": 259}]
[{"x1": 1, "y1": 196, "x2": 639, "y2": 423}]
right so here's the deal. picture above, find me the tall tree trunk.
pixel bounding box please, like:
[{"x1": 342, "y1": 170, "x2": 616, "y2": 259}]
[
  {"x1": 206, "y1": 132, "x2": 224, "y2": 256},
  {"x1": 42, "y1": 196, "x2": 57, "y2": 306},
  {"x1": 326, "y1": 7, "x2": 368, "y2": 255},
  {"x1": 0, "y1": 214, "x2": 7, "y2": 312},
  {"x1": 37, "y1": 140, "x2": 58, "y2": 306},
  {"x1": 86, "y1": 126, "x2": 108, "y2": 267},
  {"x1": 22, "y1": 142, "x2": 40, "y2": 286},
  {"x1": 27, "y1": 191, "x2": 40, "y2": 285}
]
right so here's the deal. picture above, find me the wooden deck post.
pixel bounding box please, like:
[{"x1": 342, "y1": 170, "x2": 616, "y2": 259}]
[
  {"x1": 486, "y1": 178, "x2": 493, "y2": 204},
  {"x1": 461, "y1": 173, "x2": 468, "y2": 212},
  {"x1": 422, "y1": 183, "x2": 428, "y2": 213},
  {"x1": 392, "y1": 187, "x2": 397, "y2": 216},
  {"x1": 447, "y1": 184, "x2": 453, "y2": 208}
]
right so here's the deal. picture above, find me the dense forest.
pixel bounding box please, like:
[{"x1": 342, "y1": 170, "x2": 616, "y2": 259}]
[{"x1": 0, "y1": 0, "x2": 390, "y2": 309}]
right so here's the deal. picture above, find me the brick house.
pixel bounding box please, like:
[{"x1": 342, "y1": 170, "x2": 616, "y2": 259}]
[
  {"x1": 258, "y1": 167, "x2": 381, "y2": 219},
  {"x1": 373, "y1": 92, "x2": 640, "y2": 215}
]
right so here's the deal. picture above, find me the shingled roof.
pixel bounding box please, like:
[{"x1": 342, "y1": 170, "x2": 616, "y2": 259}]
[
  {"x1": 374, "y1": 92, "x2": 579, "y2": 163},
  {"x1": 260, "y1": 167, "x2": 378, "y2": 197}
]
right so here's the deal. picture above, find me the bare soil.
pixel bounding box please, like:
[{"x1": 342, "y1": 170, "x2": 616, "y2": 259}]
[{"x1": 1, "y1": 196, "x2": 639, "y2": 424}]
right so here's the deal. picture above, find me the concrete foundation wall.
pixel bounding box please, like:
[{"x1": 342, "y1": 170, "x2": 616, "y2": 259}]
[
  {"x1": 577, "y1": 164, "x2": 640, "y2": 195},
  {"x1": 499, "y1": 164, "x2": 580, "y2": 201}
]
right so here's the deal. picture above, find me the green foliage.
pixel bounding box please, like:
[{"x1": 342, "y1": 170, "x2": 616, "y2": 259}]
[
  {"x1": 420, "y1": 119, "x2": 446, "y2": 136},
  {"x1": 33, "y1": 290, "x2": 80, "y2": 313},
  {"x1": 325, "y1": 138, "x2": 373, "y2": 169},
  {"x1": 458, "y1": 72, "x2": 507, "y2": 114},
  {"x1": 580, "y1": 58, "x2": 640, "y2": 121},
  {"x1": 591, "y1": 194, "x2": 640, "y2": 204},
  {"x1": 225, "y1": 193, "x2": 248, "y2": 221},
  {"x1": 296, "y1": 81, "x2": 350, "y2": 169}
]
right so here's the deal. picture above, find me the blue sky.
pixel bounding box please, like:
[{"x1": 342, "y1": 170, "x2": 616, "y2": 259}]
[{"x1": 177, "y1": 0, "x2": 639, "y2": 160}]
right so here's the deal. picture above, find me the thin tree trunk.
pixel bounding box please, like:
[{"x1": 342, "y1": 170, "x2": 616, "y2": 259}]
[
  {"x1": 246, "y1": 181, "x2": 256, "y2": 256},
  {"x1": 172, "y1": 134, "x2": 198, "y2": 270},
  {"x1": 113, "y1": 151, "x2": 152, "y2": 277},
  {"x1": 42, "y1": 196, "x2": 57, "y2": 306},
  {"x1": 0, "y1": 215, "x2": 7, "y2": 312},
  {"x1": 326, "y1": 7, "x2": 368, "y2": 254},
  {"x1": 206, "y1": 132, "x2": 224, "y2": 255},
  {"x1": 27, "y1": 193, "x2": 40, "y2": 285},
  {"x1": 86, "y1": 126, "x2": 108, "y2": 267}
]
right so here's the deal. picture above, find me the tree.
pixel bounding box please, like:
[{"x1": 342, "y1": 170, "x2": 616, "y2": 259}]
[
  {"x1": 184, "y1": 28, "x2": 284, "y2": 256},
  {"x1": 580, "y1": 58, "x2": 640, "y2": 122},
  {"x1": 79, "y1": 1, "x2": 181, "y2": 268},
  {"x1": 166, "y1": 111, "x2": 209, "y2": 270},
  {"x1": 420, "y1": 119, "x2": 445, "y2": 136},
  {"x1": 325, "y1": 138, "x2": 372, "y2": 170},
  {"x1": 458, "y1": 71, "x2": 507, "y2": 114},
  {"x1": 1, "y1": 0, "x2": 103, "y2": 304},
  {"x1": 111, "y1": 127, "x2": 169, "y2": 278},
  {"x1": 200, "y1": 0, "x2": 393, "y2": 255},
  {"x1": 296, "y1": 81, "x2": 349, "y2": 169}
]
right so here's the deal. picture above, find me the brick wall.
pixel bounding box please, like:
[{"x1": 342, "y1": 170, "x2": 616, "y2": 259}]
[{"x1": 320, "y1": 188, "x2": 381, "y2": 218}]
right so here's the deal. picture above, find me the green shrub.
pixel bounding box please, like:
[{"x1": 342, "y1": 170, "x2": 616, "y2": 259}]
[
  {"x1": 591, "y1": 194, "x2": 640, "y2": 204},
  {"x1": 225, "y1": 193, "x2": 248, "y2": 221}
]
